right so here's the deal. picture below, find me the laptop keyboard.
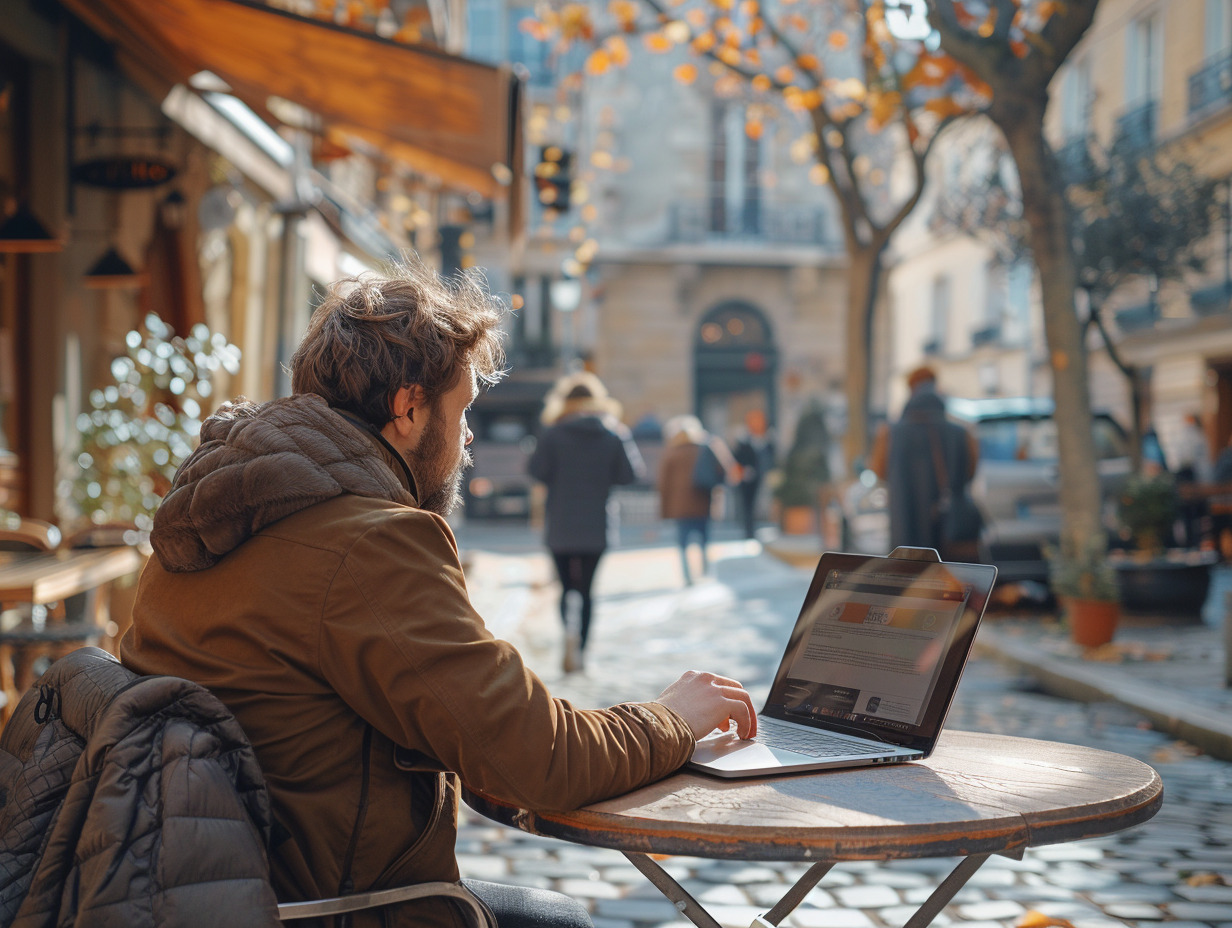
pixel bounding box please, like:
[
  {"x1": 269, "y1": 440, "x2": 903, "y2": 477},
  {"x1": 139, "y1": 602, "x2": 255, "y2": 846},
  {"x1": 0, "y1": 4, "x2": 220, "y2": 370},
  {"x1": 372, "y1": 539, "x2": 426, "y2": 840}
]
[{"x1": 755, "y1": 721, "x2": 888, "y2": 758}]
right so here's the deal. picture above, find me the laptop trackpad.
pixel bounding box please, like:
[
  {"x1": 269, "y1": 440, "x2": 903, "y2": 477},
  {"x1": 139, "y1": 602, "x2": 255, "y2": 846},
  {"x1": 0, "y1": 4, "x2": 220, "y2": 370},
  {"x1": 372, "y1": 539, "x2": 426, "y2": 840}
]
[{"x1": 689, "y1": 730, "x2": 820, "y2": 774}]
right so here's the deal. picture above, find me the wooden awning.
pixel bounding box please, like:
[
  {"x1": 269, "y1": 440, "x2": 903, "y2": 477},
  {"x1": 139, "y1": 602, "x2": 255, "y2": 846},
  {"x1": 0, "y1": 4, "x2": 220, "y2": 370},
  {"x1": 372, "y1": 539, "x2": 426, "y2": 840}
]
[{"x1": 62, "y1": 0, "x2": 521, "y2": 202}]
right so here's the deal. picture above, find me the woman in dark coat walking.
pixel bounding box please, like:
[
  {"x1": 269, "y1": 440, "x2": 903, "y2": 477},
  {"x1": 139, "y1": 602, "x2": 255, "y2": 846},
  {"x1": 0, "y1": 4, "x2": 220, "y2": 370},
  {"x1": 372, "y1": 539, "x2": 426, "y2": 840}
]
[{"x1": 528, "y1": 372, "x2": 644, "y2": 672}]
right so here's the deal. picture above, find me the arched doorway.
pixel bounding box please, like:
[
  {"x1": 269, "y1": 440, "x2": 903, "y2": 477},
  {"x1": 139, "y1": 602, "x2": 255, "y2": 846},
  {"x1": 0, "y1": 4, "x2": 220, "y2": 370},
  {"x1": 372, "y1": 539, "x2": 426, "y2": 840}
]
[{"x1": 693, "y1": 301, "x2": 778, "y2": 439}]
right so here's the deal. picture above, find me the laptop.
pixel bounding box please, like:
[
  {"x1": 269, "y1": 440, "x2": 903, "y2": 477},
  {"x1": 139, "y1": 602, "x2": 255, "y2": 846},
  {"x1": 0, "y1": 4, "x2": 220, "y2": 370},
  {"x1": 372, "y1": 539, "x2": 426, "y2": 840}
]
[{"x1": 689, "y1": 548, "x2": 997, "y2": 778}]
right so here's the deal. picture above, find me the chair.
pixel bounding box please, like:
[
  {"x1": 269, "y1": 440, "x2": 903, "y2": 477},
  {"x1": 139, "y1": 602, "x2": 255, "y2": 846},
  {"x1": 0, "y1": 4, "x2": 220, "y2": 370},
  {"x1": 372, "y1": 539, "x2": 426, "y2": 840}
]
[
  {"x1": 60, "y1": 522, "x2": 147, "y2": 654},
  {"x1": 0, "y1": 648, "x2": 496, "y2": 928},
  {"x1": 277, "y1": 882, "x2": 494, "y2": 923},
  {"x1": 0, "y1": 518, "x2": 107, "y2": 720}
]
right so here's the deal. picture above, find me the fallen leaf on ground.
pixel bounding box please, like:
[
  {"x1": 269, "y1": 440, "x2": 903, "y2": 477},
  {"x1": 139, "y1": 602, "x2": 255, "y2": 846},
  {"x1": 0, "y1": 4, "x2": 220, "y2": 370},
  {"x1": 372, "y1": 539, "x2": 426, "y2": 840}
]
[{"x1": 1017, "y1": 911, "x2": 1075, "y2": 928}]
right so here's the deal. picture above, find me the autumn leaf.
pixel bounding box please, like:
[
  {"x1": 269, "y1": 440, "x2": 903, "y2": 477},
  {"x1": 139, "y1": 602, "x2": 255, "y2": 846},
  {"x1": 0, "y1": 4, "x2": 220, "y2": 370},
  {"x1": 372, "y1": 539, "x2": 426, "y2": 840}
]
[
  {"x1": 785, "y1": 13, "x2": 809, "y2": 31},
  {"x1": 712, "y1": 0, "x2": 735, "y2": 11},
  {"x1": 796, "y1": 52, "x2": 820, "y2": 70},
  {"x1": 745, "y1": 47, "x2": 761, "y2": 66},
  {"x1": 809, "y1": 164, "x2": 831, "y2": 185},
  {"x1": 828, "y1": 30, "x2": 849, "y2": 49},
  {"x1": 1017, "y1": 912, "x2": 1075, "y2": 928},
  {"x1": 745, "y1": 120, "x2": 764, "y2": 139},
  {"x1": 607, "y1": 35, "x2": 631, "y2": 65},
  {"x1": 686, "y1": 8, "x2": 707, "y2": 27},
  {"x1": 1010, "y1": 39, "x2": 1029, "y2": 57},
  {"x1": 644, "y1": 32, "x2": 673, "y2": 52},
  {"x1": 1186, "y1": 873, "x2": 1227, "y2": 887},
  {"x1": 585, "y1": 49, "x2": 612, "y2": 75},
  {"x1": 692, "y1": 31, "x2": 716, "y2": 52},
  {"x1": 751, "y1": 73, "x2": 772, "y2": 92},
  {"x1": 608, "y1": 0, "x2": 638, "y2": 22},
  {"x1": 717, "y1": 45, "x2": 742, "y2": 66},
  {"x1": 868, "y1": 90, "x2": 902, "y2": 128},
  {"x1": 673, "y1": 62, "x2": 699, "y2": 84}
]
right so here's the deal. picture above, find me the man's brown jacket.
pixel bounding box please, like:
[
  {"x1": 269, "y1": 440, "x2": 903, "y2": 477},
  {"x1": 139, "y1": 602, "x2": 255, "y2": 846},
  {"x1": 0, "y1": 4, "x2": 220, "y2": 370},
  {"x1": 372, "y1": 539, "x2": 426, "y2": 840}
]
[{"x1": 121, "y1": 394, "x2": 695, "y2": 928}]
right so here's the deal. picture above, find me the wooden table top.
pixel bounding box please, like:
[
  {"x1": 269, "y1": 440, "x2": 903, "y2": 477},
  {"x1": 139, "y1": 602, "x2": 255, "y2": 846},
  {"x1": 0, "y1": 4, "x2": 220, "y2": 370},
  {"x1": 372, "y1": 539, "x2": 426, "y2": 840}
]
[
  {"x1": 463, "y1": 730, "x2": 1163, "y2": 862},
  {"x1": 0, "y1": 547, "x2": 144, "y2": 605}
]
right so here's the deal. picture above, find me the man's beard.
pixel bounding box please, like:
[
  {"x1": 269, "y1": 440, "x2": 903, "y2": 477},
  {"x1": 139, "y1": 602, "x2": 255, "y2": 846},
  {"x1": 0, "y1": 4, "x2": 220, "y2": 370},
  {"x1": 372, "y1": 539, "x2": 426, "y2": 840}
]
[{"x1": 408, "y1": 407, "x2": 471, "y2": 516}]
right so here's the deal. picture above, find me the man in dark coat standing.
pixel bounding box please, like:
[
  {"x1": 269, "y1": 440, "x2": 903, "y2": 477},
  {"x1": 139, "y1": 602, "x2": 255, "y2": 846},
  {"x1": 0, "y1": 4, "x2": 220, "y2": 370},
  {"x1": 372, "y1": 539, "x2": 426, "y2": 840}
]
[
  {"x1": 731, "y1": 409, "x2": 775, "y2": 540},
  {"x1": 871, "y1": 367, "x2": 979, "y2": 557},
  {"x1": 529, "y1": 371, "x2": 644, "y2": 673}
]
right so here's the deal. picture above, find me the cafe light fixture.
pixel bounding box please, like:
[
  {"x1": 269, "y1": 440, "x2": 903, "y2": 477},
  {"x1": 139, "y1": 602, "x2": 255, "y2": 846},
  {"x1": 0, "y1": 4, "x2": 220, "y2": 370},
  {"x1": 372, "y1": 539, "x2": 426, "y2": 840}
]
[
  {"x1": 83, "y1": 246, "x2": 144, "y2": 289},
  {"x1": 0, "y1": 202, "x2": 62, "y2": 253}
]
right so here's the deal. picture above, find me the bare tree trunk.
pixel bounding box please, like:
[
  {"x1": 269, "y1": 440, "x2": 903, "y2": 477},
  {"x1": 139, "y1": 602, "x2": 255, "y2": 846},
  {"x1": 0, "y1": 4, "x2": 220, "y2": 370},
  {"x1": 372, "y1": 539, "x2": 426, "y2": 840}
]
[
  {"x1": 842, "y1": 243, "x2": 885, "y2": 469},
  {"x1": 998, "y1": 100, "x2": 1104, "y2": 555}
]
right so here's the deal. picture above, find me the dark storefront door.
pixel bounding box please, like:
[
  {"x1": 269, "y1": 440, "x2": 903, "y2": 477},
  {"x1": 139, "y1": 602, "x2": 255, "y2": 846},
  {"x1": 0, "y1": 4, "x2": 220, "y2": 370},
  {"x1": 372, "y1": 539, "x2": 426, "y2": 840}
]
[{"x1": 693, "y1": 301, "x2": 777, "y2": 441}]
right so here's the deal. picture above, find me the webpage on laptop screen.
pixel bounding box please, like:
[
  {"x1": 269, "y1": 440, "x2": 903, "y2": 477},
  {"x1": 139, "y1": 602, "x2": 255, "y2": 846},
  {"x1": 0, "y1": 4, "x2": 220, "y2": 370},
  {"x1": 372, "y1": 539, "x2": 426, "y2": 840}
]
[{"x1": 779, "y1": 569, "x2": 972, "y2": 729}]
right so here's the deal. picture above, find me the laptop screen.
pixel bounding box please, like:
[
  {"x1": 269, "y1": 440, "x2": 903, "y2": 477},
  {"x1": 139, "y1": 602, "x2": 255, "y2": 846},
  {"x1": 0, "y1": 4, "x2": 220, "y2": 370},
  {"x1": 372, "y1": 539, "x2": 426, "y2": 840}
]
[{"x1": 762, "y1": 552, "x2": 997, "y2": 754}]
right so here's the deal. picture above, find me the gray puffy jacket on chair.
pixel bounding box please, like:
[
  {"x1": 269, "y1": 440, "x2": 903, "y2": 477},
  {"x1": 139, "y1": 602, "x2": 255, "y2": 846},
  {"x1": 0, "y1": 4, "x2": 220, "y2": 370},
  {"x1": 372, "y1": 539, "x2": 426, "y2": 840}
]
[{"x1": 0, "y1": 647, "x2": 279, "y2": 928}]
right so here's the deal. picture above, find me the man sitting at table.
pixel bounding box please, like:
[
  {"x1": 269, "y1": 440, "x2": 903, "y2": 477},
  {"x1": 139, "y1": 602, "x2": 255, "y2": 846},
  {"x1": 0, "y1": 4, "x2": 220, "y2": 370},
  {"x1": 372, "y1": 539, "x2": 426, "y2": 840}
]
[{"x1": 121, "y1": 261, "x2": 756, "y2": 928}]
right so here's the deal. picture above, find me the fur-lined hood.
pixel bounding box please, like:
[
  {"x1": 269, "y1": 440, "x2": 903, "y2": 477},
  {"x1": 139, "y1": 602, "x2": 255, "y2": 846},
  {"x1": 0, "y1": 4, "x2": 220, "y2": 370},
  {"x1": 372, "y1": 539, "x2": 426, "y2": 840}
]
[{"x1": 151, "y1": 394, "x2": 414, "y2": 573}]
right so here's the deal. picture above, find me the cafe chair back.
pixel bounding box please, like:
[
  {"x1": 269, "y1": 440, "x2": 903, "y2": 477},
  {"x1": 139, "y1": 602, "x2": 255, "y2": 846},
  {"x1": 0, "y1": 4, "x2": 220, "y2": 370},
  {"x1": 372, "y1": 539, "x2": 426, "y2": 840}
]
[{"x1": 0, "y1": 648, "x2": 495, "y2": 928}]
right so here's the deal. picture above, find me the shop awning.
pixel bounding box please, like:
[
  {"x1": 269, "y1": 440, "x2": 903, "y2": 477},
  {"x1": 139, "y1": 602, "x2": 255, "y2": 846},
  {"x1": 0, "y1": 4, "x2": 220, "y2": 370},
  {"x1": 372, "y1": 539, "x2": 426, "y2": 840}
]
[{"x1": 61, "y1": 0, "x2": 521, "y2": 202}]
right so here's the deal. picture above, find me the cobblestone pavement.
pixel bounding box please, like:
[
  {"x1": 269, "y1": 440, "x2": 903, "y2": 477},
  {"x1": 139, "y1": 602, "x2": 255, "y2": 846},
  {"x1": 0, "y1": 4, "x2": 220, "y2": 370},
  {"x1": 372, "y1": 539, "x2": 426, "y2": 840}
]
[{"x1": 454, "y1": 528, "x2": 1232, "y2": 928}]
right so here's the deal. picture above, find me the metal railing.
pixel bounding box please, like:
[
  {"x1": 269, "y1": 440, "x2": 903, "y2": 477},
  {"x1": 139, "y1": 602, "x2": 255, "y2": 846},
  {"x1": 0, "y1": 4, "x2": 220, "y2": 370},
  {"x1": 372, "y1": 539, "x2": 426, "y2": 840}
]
[
  {"x1": 1188, "y1": 50, "x2": 1232, "y2": 117},
  {"x1": 970, "y1": 324, "x2": 1002, "y2": 347},
  {"x1": 1115, "y1": 99, "x2": 1157, "y2": 151},
  {"x1": 665, "y1": 201, "x2": 832, "y2": 246}
]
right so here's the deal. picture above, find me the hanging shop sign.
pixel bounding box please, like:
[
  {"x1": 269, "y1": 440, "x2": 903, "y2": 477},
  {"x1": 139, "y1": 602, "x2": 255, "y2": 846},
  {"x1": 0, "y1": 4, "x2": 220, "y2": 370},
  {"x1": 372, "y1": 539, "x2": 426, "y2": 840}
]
[{"x1": 72, "y1": 157, "x2": 178, "y2": 190}]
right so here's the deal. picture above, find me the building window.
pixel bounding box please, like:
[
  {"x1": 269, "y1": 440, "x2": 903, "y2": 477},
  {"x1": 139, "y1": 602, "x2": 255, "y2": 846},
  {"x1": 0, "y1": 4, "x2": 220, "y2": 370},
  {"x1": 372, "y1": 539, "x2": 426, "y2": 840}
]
[
  {"x1": 466, "y1": 0, "x2": 503, "y2": 64},
  {"x1": 509, "y1": 8, "x2": 553, "y2": 85},
  {"x1": 1205, "y1": 0, "x2": 1232, "y2": 58},
  {"x1": 1061, "y1": 57, "x2": 1091, "y2": 139},
  {"x1": 708, "y1": 103, "x2": 761, "y2": 236},
  {"x1": 929, "y1": 274, "x2": 951, "y2": 353},
  {"x1": 1126, "y1": 11, "x2": 1163, "y2": 106}
]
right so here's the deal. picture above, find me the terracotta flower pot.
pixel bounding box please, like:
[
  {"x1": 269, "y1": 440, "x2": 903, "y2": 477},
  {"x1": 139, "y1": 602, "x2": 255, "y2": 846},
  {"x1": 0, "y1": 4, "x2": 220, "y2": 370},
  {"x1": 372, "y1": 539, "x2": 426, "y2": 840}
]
[
  {"x1": 780, "y1": 505, "x2": 816, "y2": 536},
  {"x1": 1063, "y1": 597, "x2": 1120, "y2": 648}
]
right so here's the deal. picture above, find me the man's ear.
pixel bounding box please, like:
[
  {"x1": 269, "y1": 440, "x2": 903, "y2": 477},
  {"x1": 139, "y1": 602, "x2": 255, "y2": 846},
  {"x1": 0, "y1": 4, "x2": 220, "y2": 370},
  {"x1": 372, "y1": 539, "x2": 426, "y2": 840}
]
[{"x1": 384, "y1": 384, "x2": 427, "y2": 441}]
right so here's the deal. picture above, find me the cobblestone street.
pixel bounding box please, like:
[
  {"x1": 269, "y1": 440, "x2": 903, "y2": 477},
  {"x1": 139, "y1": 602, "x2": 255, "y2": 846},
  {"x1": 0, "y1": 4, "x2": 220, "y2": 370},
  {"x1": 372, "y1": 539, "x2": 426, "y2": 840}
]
[{"x1": 454, "y1": 527, "x2": 1232, "y2": 928}]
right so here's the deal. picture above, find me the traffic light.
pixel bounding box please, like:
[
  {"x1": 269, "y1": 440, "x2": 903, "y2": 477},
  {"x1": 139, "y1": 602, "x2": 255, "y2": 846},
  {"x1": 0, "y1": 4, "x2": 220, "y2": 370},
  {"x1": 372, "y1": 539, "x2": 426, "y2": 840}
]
[{"x1": 534, "y1": 146, "x2": 573, "y2": 212}]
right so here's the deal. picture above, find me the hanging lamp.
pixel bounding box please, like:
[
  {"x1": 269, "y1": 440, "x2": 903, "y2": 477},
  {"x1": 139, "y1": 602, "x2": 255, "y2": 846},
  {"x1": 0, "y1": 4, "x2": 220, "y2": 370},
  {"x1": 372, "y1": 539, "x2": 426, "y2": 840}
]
[
  {"x1": 0, "y1": 202, "x2": 62, "y2": 253},
  {"x1": 83, "y1": 245, "x2": 144, "y2": 289}
]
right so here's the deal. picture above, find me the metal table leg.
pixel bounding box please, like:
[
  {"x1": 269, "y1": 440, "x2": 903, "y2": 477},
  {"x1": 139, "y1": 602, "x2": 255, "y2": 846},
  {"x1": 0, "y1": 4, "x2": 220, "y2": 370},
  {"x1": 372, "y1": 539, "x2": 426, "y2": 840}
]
[
  {"x1": 622, "y1": 854, "x2": 834, "y2": 928},
  {"x1": 622, "y1": 851, "x2": 997, "y2": 928}
]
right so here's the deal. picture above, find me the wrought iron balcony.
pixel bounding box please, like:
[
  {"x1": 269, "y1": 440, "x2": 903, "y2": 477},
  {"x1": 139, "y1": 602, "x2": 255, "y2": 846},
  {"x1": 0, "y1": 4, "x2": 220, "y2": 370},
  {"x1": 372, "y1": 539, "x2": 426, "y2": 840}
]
[
  {"x1": 1191, "y1": 282, "x2": 1232, "y2": 316},
  {"x1": 666, "y1": 201, "x2": 833, "y2": 246},
  {"x1": 1114, "y1": 99, "x2": 1157, "y2": 151},
  {"x1": 1189, "y1": 50, "x2": 1232, "y2": 117},
  {"x1": 970, "y1": 324, "x2": 1002, "y2": 347},
  {"x1": 1054, "y1": 136, "x2": 1094, "y2": 183}
]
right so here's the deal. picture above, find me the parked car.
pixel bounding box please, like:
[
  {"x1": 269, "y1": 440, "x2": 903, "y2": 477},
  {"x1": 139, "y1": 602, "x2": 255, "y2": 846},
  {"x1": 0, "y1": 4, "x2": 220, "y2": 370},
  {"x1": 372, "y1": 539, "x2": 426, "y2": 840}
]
[{"x1": 840, "y1": 397, "x2": 1130, "y2": 585}]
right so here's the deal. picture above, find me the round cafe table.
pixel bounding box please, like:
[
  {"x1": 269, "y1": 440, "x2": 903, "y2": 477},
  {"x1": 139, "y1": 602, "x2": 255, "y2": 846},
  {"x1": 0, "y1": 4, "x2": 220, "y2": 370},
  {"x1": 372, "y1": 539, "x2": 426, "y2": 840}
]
[{"x1": 464, "y1": 730, "x2": 1163, "y2": 928}]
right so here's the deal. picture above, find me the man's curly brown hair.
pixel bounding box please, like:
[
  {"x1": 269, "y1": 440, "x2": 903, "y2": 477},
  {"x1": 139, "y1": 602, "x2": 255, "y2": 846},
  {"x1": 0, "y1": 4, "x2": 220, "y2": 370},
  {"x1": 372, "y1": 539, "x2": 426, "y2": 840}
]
[{"x1": 290, "y1": 261, "x2": 506, "y2": 426}]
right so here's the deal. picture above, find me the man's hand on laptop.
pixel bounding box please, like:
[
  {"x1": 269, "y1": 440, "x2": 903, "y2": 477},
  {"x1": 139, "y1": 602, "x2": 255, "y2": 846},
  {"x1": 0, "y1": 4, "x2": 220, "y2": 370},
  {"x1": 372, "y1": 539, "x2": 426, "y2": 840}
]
[{"x1": 655, "y1": 671, "x2": 757, "y2": 741}]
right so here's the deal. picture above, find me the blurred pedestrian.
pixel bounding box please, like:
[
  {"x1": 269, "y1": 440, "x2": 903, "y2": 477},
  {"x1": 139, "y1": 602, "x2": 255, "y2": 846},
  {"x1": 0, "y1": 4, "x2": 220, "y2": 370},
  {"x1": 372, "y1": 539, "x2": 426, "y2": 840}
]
[
  {"x1": 871, "y1": 366, "x2": 981, "y2": 559},
  {"x1": 528, "y1": 371, "x2": 644, "y2": 673},
  {"x1": 658, "y1": 415, "x2": 735, "y2": 584},
  {"x1": 731, "y1": 409, "x2": 776, "y2": 540},
  {"x1": 1175, "y1": 413, "x2": 1212, "y2": 484}
]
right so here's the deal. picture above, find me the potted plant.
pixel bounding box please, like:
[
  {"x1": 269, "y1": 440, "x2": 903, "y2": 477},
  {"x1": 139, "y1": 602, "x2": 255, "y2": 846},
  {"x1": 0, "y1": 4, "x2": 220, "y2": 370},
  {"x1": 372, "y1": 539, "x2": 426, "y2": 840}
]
[
  {"x1": 1116, "y1": 473, "x2": 1179, "y2": 556},
  {"x1": 57, "y1": 313, "x2": 240, "y2": 536},
  {"x1": 54, "y1": 313, "x2": 240, "y2": 639},
  {"x1": 1048, "y1": 538, "x2": 1120, "y2": 648},
  {"x1": 1109, "y1": 472, "x2": 1216, "y2": 619},
  {"x1": 772, "y1": 403, "x2": 831, "y2": 535}
]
